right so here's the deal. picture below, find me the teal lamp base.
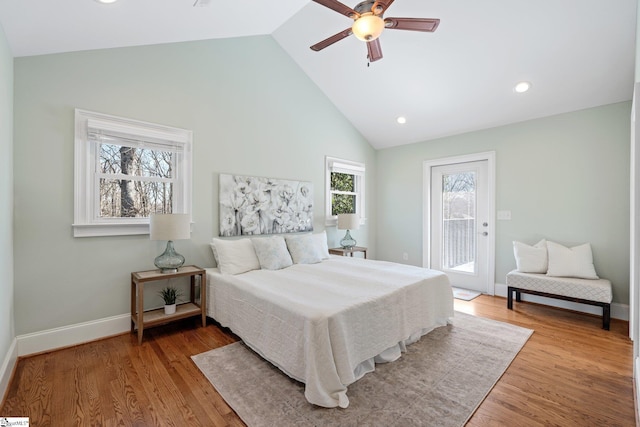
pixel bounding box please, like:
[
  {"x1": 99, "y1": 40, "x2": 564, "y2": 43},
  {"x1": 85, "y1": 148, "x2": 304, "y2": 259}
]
[
  {"x1": 154, "y1": 240, "x2": 185, "y2": 273},
  {"x1": 340, "y1": 230, "x2": 357, "y2": 249}
]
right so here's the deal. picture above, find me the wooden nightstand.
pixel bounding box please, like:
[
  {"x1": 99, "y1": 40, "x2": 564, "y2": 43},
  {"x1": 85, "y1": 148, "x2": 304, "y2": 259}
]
[
  {"x1": 329, "y1": 246, "x2": 367, "y2": 259},
  {"x1": 130, "y1": 265, "x2": 206, "y2": 344}
]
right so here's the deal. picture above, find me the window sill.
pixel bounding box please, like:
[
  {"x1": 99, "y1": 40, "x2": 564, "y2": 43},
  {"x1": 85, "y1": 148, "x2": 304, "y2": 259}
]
[{"x1": 72, "y1": 222, "x2": 150, "y2": 238}]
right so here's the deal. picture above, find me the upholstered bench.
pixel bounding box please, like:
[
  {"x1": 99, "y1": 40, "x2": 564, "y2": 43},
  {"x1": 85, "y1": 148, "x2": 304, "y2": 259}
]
[{"x1": 506, "y1": 270, "x2": 613, "y2": 330}]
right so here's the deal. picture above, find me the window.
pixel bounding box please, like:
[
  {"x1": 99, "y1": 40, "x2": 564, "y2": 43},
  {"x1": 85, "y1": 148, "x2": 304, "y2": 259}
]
[
  {"x1": 325, "y1": 156, "x2": 365, "y2": 226},
  {"x1": 74, "y1": 109, "x2": 192, "y2": 237}
]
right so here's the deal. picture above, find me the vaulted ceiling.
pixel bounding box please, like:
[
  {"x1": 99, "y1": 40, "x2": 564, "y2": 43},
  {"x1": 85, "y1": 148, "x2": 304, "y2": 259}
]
[{"x1": 0, "y1": 0, "x2": 636, "y2": 149}]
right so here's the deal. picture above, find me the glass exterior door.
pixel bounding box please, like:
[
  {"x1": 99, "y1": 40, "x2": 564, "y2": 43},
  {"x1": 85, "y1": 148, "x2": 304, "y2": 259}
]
[
  {"x1": 441, "y1": 170, "x2": 477, "y2": 273},
  {"x1": 430, "y1": 161, "x2": 489, "y2": 292}
]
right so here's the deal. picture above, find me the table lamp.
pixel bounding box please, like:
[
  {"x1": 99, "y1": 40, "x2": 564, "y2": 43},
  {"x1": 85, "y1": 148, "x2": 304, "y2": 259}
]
[
  {"x1": 150, "y1": 213, "x2": 191, "y2": 273},
  {"x1": 337, "y1": 213, "x2": 360, "y2": 249}
]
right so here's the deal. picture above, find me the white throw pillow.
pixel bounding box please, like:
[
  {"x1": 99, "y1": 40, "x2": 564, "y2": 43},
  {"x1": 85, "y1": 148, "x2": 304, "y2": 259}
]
[
  {"x1": 251, "y1": 236, "x2": 293, "y2": 270},
  {"x1": 210, "y1": 238, "x2": 260, "y2": 275},
  {"x1": 312, "y1": 231, "x2": 331, "y2": 260},
  {"x1": 285, "y1": 232, "x2": 326, "y2": 264},
  {"x1": 513, "y1": 239, "x2": 548, "y2": 273},
  {"x1": 546, "y1": 241, "x2": 599, "y2": 279}
]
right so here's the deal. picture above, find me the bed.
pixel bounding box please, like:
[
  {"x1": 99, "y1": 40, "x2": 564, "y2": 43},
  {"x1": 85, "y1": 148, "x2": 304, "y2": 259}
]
[{"x1": 205, "y1": 234, "x2": 453, "y2": 408}]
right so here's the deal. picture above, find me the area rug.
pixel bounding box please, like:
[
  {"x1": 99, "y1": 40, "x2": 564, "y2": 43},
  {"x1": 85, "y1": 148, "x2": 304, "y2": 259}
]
[
  {"x1": 452, "y1": 287, "x2": 482, "y2": 301},
  {"x1": 192, "y1": 312, "x2": 532, "y2": 427}
]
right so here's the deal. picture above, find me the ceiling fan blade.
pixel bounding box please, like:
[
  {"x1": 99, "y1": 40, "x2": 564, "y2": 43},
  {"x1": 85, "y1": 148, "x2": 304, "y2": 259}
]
[
  {"x1": 310, "y1": 28, "x2": 353, "y2": 51},
  {"x1": 372, "y1": 0, "x2": 395, "y2": 14},
  {"x1": 367, "y1": 39, "x2": 383, "y2": 62},
  {"x1": 384, "y1": 17, "x2": 440, "y2": 32},
  {"x1": 311, "y1": 0, "x2": 359, "y2": 18}
]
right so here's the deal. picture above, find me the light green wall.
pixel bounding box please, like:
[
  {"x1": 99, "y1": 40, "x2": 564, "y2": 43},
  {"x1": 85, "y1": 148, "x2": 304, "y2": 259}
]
[
  {"x1": 0, "y1": 24, "x2": 14, "y2": 363},
  {"x1": 376, "y1": 102, "x2": 631, "y2": 304},
  {"x1": 13, "y1": 36, "x2": 375, "y2": 335}
]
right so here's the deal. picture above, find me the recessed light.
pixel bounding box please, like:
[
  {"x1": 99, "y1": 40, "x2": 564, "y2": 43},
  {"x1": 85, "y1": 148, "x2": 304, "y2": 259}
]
[
  {"x1": 514, "y1": 81, "x2": 531, "y2": 93},
  {"x1": 396, "y1": 116, "x2": 407, "y2": 124},
  {"x1": 95, "y1": 0, "x2": 118, "y2": 3}
]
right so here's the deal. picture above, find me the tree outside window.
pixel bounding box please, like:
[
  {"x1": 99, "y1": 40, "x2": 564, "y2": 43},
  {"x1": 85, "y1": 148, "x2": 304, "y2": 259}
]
[
  {"x1": 98, "y1": 143, "x2": 175, "y2": 218},
  {"x1": 330, "y1": 172, "x2": 356, "y2": 215}
]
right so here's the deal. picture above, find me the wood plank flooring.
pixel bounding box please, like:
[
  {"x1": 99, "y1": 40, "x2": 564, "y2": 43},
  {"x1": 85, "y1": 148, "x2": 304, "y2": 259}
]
[{"x1": 1, "y1": 295, "x2": 635, "y2": 426}]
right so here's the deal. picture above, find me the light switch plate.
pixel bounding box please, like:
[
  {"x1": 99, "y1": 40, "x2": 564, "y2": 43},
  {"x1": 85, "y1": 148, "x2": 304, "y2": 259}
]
[{"x1": 497, "y1": 210, "x2": 512, "y2": 220}]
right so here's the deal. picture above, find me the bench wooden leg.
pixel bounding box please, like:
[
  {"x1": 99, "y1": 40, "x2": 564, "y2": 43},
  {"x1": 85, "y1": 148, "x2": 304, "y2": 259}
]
[
  {"x1": 507, "y1": 286, "x2": 514, "y2": 309},
  {"x1": 603, "y1": 304, "x2": 611, "y2": 330}
]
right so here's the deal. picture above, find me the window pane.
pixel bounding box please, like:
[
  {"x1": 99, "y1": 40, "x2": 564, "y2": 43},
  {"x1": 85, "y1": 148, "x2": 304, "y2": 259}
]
[
  {"x1": 331, "y1": 172, "x2": 355, "y2": 192},
  {"x1": 99, "y1": 179, "x2": 173, "y2": 218},
  {"x1": 332, "y1": 193, "x2": 356, "y2": 216},
  {"x1": 99, "y1": 143, "x2": 173, "y2": 178},
  {"x1": 441, "y1": 171, "x2": 476, "y2": 272}
]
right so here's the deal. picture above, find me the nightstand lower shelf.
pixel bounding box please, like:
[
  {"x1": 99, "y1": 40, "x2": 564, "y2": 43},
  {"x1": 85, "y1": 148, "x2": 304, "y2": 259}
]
[{"x1": 131, "y1": 302, "x2": 202, "y2": 330}]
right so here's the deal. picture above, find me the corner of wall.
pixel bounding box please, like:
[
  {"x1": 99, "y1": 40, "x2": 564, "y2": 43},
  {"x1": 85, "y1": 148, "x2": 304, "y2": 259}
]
[{"x1": 0, "y1": 338, "x2": 18, "y2": 408}]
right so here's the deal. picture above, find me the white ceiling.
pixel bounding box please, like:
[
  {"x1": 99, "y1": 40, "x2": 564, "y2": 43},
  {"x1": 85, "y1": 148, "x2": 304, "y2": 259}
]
[{"x1": 0, "y1": 0, "x2": 636, "y2": 149}]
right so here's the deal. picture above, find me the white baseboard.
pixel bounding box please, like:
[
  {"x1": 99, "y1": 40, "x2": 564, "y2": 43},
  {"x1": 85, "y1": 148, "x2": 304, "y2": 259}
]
[
  {"x1": 495, "y1": 283, "x2": 629, "y2": 321},
  {"x1": 0, "y1": 337, "x2": 18, "y2": 405},
  {"x1": 16, "y1": 313, "x2": 131, "y2": 357}
]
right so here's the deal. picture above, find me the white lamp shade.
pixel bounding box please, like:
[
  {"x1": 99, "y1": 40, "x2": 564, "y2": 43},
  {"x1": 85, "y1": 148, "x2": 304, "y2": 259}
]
[
  {"x1": 337, "y1": 213, "x2": 360, "y2": 230},
  {"x1": 150, "y1": 213, "x2": 191, "y2": 241}
]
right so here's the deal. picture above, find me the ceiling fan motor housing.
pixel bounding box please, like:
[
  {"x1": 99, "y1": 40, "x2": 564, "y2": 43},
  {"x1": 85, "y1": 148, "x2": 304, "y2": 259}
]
[{"x1": 354, "y1": 0, "x2": 382, "y2": 16}]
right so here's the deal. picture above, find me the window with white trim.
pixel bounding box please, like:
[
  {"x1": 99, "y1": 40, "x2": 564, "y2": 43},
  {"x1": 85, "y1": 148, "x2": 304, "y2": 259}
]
[
  {"x1": 73, "y1": 109, "x2": 192, "y2": 237},
  {"x1": 325, "y1": 156, "x2": 365, "y2": 226}
]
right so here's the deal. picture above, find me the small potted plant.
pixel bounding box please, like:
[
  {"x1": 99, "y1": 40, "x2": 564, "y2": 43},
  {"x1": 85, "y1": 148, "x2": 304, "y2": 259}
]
[{"x1": 158, "y1": 286, "x2": 183, "y2": 315}]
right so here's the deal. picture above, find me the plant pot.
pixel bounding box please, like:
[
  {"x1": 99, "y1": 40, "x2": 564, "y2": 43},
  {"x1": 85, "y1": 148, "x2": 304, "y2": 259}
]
[{"x1": 164, "y1": 304, "x2": 176, "y2": 315}]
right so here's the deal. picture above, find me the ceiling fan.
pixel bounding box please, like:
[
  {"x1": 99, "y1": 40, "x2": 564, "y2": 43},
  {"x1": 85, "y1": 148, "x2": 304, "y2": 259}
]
[{"x1": 310, "y1": 0, "x2": 440, "y2": 62}]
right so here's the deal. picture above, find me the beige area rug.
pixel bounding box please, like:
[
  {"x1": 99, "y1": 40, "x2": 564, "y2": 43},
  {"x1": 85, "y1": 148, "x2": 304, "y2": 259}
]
[{"x1": 192, "y1": 312, "x2": 533, "y2": 427}]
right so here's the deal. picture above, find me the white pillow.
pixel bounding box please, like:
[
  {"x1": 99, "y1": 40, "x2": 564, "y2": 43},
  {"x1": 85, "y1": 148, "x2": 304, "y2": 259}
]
[
  {"x1": 312, "y1": 231, "x2": 331, "y2": 260},
  {"x1": 285, "y1": 232, "x2": 327, "y2": 264},
  {"x1": 210, "y1": 238, "x2": 260, "y2": 275},
  {"x1": 251, "y1": 236, "x2": 293, "y2": 270},
  {"x1": 546, "y1": 241, "x2": 599, "y2": 279},
  {"x1": 513, "y1": 239, "x2": 548, "y2": 273}
]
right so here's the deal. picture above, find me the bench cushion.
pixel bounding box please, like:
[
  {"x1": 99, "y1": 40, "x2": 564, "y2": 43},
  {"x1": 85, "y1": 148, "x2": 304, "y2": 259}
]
[{"x1": 506, "y1": 270, "x2": 612, "y2": 303}]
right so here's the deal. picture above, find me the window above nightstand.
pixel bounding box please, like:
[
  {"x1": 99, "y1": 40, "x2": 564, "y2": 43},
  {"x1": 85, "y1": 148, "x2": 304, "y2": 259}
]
[
  {"x1": 325, "y1": 156, "x2": 365, "y2": 227},
  {"x1": 73, "y1": 109, "x2": 192, "y2": 237}
]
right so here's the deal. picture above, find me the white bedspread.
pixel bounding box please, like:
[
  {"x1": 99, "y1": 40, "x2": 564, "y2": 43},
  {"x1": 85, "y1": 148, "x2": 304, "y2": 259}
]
[{"x1": 206, "y1": 256, "x2": 453, "y2": 408}]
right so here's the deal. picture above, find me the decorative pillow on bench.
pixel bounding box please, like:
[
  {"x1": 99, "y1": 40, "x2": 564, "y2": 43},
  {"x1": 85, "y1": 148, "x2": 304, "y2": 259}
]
[
  {"x1": 513, "y1": 239, "x2": 548, "y2": 273},
  {"x1": 512, "y1": 239, "x2": 599, "y2": 279},
  {"x1": 546, "y1": 241, "x2": 599, "y2": 279}
]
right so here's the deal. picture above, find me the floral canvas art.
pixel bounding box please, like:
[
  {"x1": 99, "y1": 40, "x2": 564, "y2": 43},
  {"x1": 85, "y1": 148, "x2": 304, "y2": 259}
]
[{"x1": 219, "y1": 174, "x2": 313, "y2": 236}]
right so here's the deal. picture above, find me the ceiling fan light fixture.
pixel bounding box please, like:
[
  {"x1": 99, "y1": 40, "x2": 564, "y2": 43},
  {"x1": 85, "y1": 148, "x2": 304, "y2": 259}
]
[{"x1": 352, "y1": 14, "x2": 385, "y2": 42}]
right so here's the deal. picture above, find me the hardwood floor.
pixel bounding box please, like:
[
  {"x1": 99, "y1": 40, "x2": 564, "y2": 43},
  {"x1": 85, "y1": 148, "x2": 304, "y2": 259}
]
[{"x1": 1, "y1": 295, "x2": 635, "y2": 426}]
